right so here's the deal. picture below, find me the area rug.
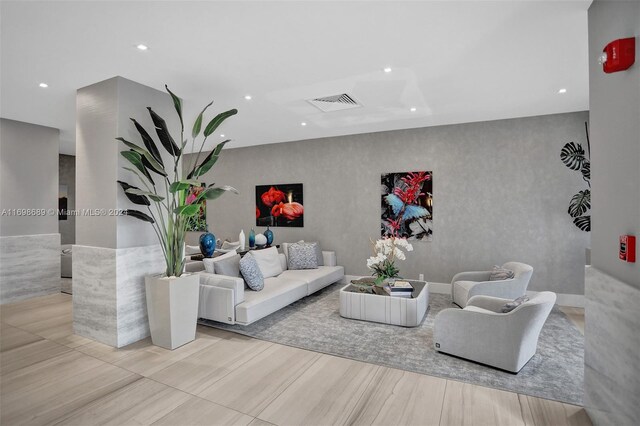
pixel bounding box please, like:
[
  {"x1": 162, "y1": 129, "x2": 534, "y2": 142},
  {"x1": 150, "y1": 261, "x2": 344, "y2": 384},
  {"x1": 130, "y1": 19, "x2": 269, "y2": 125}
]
[{"x1": 200, "y1": 283, "x2": 584, "y2": 405}]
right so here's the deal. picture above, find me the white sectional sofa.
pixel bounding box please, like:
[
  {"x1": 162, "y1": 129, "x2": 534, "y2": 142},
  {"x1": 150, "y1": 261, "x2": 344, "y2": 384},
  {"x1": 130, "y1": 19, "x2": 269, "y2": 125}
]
[{"x1": 198, "y1": 250, "x2": 344, "y2": 325}]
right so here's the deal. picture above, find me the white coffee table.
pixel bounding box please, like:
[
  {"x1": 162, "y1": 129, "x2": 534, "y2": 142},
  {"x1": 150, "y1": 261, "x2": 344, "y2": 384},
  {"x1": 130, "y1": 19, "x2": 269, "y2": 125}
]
[{"x1": 339, "y1": 280, "x2": 429, "y2": 327}]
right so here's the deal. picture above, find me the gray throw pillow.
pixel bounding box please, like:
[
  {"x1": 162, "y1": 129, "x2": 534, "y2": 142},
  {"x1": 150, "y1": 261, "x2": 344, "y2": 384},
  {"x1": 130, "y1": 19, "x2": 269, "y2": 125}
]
[
  {"x1": 308, "y1": 241, "x2": 324, "y2": 266},
  {"x1": 214, "y1": 254, "x2": 241, "y2": 277},
  {"x1": 239, "y1": 253, "x2": 264, "y2": 291},
  {"x1": 489, "y1": 265, "x2": 515, "y2": 281},
  {"x1": 501, "y1": 295, "x2": 529, "y2": 313},
  {"x1": 288, "y1": 242, "x2": 319, "y2": 270}
]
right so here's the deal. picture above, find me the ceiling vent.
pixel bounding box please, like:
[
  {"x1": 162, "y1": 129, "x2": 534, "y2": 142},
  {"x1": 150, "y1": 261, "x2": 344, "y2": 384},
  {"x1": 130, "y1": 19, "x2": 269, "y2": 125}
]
[{"x1": 307, "y1": 93, "x2": 362, "y2": 112}]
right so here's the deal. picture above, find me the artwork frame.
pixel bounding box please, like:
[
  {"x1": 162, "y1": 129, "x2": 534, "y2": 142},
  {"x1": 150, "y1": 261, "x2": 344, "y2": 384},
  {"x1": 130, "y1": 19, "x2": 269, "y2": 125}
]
[
  {"x1": 256, "y1": 183, "x2": 304, "y2": 227},
  {"x1": 185, "y1": 184, "x2": 207, "y2": 232},
  {"x1": 381, "y1": 171, "x2": 432, "y2": 241}
]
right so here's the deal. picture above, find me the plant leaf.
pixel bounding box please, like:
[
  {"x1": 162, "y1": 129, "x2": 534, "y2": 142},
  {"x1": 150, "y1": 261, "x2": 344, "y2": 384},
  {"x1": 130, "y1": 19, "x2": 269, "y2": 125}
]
[
  {"x1": 169, "y1": 180, "x2": 201, "y2": 193},
  {"x1": 203, "y1": 109, "x2": 238, "y2": 137},
  {"x1": 117, "y1": 181, "x2": 150, "y2": 206},
  {"x1": 581, "y1": 159, "x2": 590, "y2": 181},
  {"x1": 165, "y1": 85, "x2": 183, "y2": 131},
  {"x1": 125, "y1": 188, "x2": 165, "y2": 202},
  {"x1": 116, "y1": 137, "x2": 167, "y2": 176},
  {"x1": 197, "y1": 185, "x2": 238, "y2": 203},
  {"x1": 188, "y1": 140, "x2": 229, "y2": 179},
  {"x1": 123, "y1": 209, "x2": 154, "y2": 223},
  {"x1": 560, "y1": 142, "x2": 585, "y2": 171},
  {"x1": 573, "y1": 216, "x2": 590, "y2": 232},
  {"x1": 121, "y1": 150, "x2": 155, "y2": 185},
  {"x1": 130, "y1": 118, "x2": 163, "y2": 166},
  {"x1": 147, "y1": 107, "x2": 180, "y2": 156},
  {"x1": 568, "y1": 189, "x2": 590, "y2": 217},
  {"x1": 192, "y1": 101, "x2": 213, "y2": 139},
  {"x1": 174, "y1": 204, "x2": 200, "y2": 216}
]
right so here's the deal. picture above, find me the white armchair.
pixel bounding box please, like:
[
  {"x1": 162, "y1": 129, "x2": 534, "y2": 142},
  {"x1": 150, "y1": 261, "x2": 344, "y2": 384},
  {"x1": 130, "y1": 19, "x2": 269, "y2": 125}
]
[
  {"x1": 433, "y1": 292, "x2": 556, "y2": 373},
  {"x1": 451, "y1": 262, "x2": 533, "y2": 307}
]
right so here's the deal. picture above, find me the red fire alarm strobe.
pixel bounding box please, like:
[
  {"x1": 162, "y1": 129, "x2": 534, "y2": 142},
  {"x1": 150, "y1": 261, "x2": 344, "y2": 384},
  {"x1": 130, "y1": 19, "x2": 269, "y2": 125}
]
[
  {"x1": 620, "y1": 235, "x2": 636, "y2": 263},
  {"x1": 600, "y1": 37, "x2": 636, "y2": 73}
]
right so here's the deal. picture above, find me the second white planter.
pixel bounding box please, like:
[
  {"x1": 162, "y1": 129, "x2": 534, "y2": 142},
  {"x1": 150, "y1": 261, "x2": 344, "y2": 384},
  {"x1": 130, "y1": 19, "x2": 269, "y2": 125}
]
[{"x1": 145, "y1": 273, "x2": 200, "y2": 350}]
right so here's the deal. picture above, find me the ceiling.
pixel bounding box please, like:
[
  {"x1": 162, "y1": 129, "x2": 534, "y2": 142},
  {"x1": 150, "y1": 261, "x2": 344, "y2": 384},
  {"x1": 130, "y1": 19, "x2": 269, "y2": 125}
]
[{"x1": 1, "y1": 1, "x2": 591, "y2": 156}]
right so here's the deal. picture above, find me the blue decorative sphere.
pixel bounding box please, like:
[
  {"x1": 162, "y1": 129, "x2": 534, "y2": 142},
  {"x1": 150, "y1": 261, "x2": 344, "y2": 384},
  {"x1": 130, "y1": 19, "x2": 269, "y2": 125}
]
[
  {"x1": 199, "y1": 232, "x2": 216, "y2": 258},
  {"x1": 264, "y1": 226, "x2": 274, "y2": 246}
]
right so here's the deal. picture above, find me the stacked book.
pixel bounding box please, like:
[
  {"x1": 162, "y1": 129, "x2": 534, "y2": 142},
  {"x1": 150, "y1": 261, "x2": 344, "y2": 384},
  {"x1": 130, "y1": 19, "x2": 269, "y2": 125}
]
[{"x1": 384, "y1": 280, "x2": 414, "y2": 298}]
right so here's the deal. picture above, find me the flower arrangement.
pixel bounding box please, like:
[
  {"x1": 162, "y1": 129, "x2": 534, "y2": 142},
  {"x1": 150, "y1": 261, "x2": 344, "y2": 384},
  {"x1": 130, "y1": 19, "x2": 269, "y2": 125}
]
[{"x1": 366, "y1": 237, "x2": 413, "y2": 286}]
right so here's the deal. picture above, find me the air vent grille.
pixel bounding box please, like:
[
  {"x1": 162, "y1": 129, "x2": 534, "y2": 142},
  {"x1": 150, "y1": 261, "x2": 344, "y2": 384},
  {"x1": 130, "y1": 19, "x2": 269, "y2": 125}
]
[{"x1": 307, "y1": 93, "x2": 362, "y2": 112}]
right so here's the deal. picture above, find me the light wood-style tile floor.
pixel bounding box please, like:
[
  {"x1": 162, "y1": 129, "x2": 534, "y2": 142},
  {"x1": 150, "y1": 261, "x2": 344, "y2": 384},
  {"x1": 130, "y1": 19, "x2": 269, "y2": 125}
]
[{"x1": 0, "y1": 293, "x2": 592, "y2": 426}]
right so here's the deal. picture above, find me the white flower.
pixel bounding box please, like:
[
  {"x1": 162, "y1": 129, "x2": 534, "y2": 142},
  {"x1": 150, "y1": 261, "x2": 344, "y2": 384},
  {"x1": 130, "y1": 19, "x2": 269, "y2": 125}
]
[
  {"x1": 394, "y1": 247, "x2": 406, "y2": 260},
  {"x1": 406, "y1": 243, "x2": 413, "y2": 252}
]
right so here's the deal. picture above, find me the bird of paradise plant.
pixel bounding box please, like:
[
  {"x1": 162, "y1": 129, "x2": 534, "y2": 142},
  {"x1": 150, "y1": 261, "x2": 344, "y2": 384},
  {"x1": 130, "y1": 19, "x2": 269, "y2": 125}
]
[{"x1": 117, "y1": 85, "x2": 238, "y2": 277}]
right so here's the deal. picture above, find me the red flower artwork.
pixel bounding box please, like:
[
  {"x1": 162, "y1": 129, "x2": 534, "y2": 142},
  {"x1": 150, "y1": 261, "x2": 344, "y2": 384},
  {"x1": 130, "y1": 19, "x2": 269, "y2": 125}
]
[
  {"x1": 261, "y1": 186, "x2": 286, "y2": 207},
  {"x1": 271, "y1": 202, "x2": 304, "y2": 220},
  {"x1": 256, "y1": 206, "x2": 260, "y2": 219}
]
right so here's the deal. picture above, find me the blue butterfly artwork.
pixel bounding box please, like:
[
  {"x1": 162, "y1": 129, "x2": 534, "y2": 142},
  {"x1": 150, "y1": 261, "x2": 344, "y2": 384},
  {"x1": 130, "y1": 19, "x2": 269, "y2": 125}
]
[{"x1": 381, "y1": 171, "x2": 433, "y2": 241}]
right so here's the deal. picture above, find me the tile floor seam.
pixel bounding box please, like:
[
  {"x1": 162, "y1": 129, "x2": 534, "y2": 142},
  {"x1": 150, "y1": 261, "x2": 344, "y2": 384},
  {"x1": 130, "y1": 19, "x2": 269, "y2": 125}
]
[
  {"x1": 437, "y1": 379, "x2": 449, "y2": 426},
  {"x1": 341, "y1": 364, "x2": 383, "y2": 426},
  {"x1": 250, "y1": 351, "x2": 325, "y2": 421}
]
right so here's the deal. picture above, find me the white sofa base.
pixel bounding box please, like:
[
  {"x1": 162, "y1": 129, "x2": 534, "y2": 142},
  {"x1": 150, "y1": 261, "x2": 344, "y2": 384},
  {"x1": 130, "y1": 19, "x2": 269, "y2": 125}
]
[{"x1": 198, "y1": 251, "x2": 344, "y2": 326}]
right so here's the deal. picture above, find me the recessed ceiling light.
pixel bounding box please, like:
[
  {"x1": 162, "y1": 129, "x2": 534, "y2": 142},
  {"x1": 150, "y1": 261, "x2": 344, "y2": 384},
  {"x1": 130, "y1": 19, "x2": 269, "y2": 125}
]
[
  {"x1": 558, "y1": 88, "x2": 567, "y2": 94},
  {"x1": 136, "y1": 44, "x2": 148, "y2": 51},
  {"x1": 301, "y1": 122, "x2": 307, "y2": 126},
  {"x1": 410, "y1": 107, "x2": 417, "y2": 112},
  {"x1": 39, "y1": 83, "x2": 48, "y2": 88},
  {"x1": 220, "y1": 134, "x2": 225, "y2": 138},
  {"x1": 244, "y1": 95, "x2": 252, "y2": 100},
  {"x1": 383, "y1": 67, "x2": 392, "y2": 73}
]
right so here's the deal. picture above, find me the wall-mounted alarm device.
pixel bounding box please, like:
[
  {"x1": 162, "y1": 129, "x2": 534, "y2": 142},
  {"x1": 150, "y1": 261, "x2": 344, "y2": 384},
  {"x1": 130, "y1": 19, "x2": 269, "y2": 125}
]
[
  {"x1": 619, "y1": 235, "x2": 636, "y2": 263},
  {"x1": 599, "y1": 37, "x2": 636, "y2": 73}
]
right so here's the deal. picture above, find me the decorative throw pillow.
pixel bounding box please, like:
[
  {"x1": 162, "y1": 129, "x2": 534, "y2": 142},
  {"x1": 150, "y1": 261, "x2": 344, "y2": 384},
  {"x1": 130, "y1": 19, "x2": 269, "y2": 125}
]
[
  {"x1": 214, "y1": 254, "x2": 241, "y2": 277},
  {"x1": 250, "y1": 247, "x2": 283, "y2": 278},
  {"x1": 288, "y1": 242, "x2": 319, "y2": 270},
  {"x1": 203, "y1": 249, "x2": 237, "y2": 273},
  {"x1": 501, "y1": 295, "x2": 530, "y2": 313},
  {"x1": 239, "y1": 253, "x2": 264, "y2": 291},
  {"x1": 308, "y1": 241, "x2": 324, "y2": 266},
  {"x1": 282, "y1": 240, "x2": 305, "y2": 264},
  {"x1": 489, "y1": 265, "x2": 515, "y2": 281}
]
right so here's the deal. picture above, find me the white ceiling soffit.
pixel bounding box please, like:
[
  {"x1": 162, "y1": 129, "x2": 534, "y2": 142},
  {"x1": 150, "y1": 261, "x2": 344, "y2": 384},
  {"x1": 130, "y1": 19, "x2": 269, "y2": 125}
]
[{"x1": 0, "y1": 0, "x2": 591, "y2": 155}]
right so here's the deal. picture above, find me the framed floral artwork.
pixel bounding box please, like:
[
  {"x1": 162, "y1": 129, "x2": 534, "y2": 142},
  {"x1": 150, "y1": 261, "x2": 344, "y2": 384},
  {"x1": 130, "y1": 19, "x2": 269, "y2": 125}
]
[
  {"x1": 185, "y1": 184, "x2": 207, "y2": 232},
  {"x1": 256, "y1": 183, "x2": 304, "y2": 227},
  {"x1": 381, "y1": 171, "x2": 432, "y2": 241}
]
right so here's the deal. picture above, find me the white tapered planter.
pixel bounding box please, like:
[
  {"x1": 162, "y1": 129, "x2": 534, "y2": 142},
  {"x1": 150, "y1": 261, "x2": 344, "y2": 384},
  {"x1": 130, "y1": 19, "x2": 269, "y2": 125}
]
[{"x1": 145, "y1": 273, "x2": 199, "y2": 350}]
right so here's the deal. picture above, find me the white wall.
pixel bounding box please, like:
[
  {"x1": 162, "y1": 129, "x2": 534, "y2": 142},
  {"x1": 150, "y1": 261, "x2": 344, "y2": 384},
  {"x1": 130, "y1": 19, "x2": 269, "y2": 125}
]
[
  {"x1": 189, "y1": 111, "x2": 590, "y2": 295},
  {"x1": 76, "y1": 77, "x2": 178, "y2": 249},
  {"x1": 0, "y1": 118, "x2": 59, "y2": 236}
]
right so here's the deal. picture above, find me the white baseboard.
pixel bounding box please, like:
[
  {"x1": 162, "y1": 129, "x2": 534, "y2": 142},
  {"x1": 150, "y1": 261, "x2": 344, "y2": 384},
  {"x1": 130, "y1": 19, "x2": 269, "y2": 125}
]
[{"x1": 340, "y1": 275, "x2": 585, "y2": 308}]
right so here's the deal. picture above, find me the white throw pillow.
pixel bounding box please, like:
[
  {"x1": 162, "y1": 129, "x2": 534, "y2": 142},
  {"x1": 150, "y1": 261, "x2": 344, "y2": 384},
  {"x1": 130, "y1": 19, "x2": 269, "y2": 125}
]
[
  {"x1": 250, "y1": 247, "x2": 283, "y2": 278},
  {"x1": 203, "y1": 249, "x2": 237, "y2": 273}
]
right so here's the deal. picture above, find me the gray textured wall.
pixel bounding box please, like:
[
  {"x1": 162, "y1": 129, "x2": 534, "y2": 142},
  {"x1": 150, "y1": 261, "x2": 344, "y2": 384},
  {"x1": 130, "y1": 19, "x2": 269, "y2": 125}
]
[
  {"x1": 76, "y1": 77, "x2": 178, "y2": 249},
  {"x1": 588, "y1": 0, "x2": 640, "y2": 289},
  {"x1": 189, "y1": 111, "x2": 590, "y2": 295},
  {"x1": 0, "y1": 118, "x2": 59, "y2": 236},
  {"x1": 58, "y1": 154, "x2": 75, "y2": 244}
]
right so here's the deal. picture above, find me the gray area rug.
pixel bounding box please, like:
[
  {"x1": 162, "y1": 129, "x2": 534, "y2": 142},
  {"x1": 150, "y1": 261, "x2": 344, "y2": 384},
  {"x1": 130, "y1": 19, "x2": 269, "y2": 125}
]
[{"x1": 200, "y1": 283, "x2": 584, "y2": 405}]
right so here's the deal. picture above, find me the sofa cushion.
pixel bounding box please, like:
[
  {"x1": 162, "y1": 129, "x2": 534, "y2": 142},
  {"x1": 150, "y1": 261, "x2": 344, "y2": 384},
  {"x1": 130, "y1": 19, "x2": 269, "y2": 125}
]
[
  {"x1": 203, "y1": 249, "x2": 237, "y2": 274},
  {"x1": 235, "y1": 276, "x2": 307, "y2": 324},
  {"x1": 214, "y1": 254, "x2": 241, "y2": 277},
  {"x1": 250, "y1": 247, "x2": 283, "y2": 278},
  {"x1": 288, "y1": 242, "x2": 318, "y2": 270},
  {"x1": 282, "y1": 240, "x2": 304, "y2": 264},
  {"x1": 280, "y1": 266, "x2": 345, "y2": 295},
  {"x1": 239, "y1": 253, "x2": 264, "y2": 291}
]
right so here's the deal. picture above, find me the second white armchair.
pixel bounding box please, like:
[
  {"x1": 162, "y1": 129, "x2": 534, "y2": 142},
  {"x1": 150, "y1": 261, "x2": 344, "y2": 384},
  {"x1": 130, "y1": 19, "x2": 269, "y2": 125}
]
[{"x1": 451, "y1": 262, "x2": 533, "y2": 308}]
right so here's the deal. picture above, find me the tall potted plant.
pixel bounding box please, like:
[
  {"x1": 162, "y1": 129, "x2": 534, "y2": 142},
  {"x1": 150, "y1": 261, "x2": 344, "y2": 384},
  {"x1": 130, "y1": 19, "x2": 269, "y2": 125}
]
[{"x1": 117, "y1": 85, "x2": 238, "y2": 349}]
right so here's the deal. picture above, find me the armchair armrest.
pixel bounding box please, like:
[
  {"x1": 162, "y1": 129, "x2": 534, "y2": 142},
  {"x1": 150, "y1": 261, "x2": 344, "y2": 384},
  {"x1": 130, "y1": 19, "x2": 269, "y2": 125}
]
[
  {"x1": 199, "y1": 272, "x2": 245, "y2": 304},
  {"x1": 322, "y1": 251, "x2": 337, "y2": 267},
  {"x1": 451, "y1": 270, "x2": 492, "y2": 284},
  {"x1": 466, "y1": 295, "x2": 511, "y2": 312}
]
